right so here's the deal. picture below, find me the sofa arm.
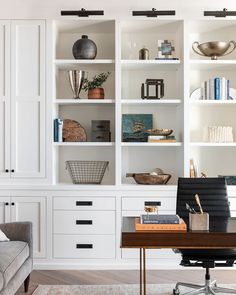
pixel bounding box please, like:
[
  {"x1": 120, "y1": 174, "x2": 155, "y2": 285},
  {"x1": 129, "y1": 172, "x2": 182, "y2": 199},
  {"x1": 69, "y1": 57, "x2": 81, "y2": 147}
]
[{"x1": 0, "y1": 222, "x2": 33, "y2": 257}]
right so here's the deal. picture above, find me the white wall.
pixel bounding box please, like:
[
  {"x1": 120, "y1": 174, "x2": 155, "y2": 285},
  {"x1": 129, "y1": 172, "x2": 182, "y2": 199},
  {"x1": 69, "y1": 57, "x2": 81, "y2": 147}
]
[{"x1": 2, "y1": 0, "x2": 236, "y2": 19}]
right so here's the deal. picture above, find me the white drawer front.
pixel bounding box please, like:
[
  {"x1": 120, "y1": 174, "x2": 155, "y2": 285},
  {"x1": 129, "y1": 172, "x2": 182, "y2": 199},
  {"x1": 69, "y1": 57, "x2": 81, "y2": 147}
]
[
  {"x1": 53, "y1": 197, "x2": 115, "y2": 211},
  {"x1": 53, "y1": 235, "x2": 115, "y2": 259},
  {"x1": 54, "y1": 211, "x2": 115, "y2": 234},
  {"x1": 122, "y1": 197, "x2": 176, "y2": 211},
  {"x1": 122, "y1": 249, "x2": 181, "y2": 260}
]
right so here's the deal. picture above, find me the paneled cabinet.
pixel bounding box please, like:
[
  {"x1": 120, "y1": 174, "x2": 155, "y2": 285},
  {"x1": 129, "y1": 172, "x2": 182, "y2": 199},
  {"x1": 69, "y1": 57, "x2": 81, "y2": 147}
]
[
  {"x1": 0, "y1": 195, "x2": 46, "y2": 258},
  {"x1": 0, "y1": 20, "x2": 46, "y2": 181}
]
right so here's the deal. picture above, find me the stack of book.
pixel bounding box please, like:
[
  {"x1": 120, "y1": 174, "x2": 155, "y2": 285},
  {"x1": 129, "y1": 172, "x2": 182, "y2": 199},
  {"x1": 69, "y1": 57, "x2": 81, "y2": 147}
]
[
  {"x1": 135, "y1": 214, "x2": 187, "y2": 231},
  {"x1": 202, "y1": 77, "x2": 230, "y2": 100},
  {"x1": 148, "y1": 135, "x2": 176, "y2": 143},
  {"x1": 54, "y1": 118, "x2": 63, "y2": 142}
]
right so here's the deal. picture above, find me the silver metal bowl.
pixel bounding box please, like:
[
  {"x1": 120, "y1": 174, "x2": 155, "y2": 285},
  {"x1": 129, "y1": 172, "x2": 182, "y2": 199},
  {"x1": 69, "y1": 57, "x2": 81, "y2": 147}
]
[{"x1": 192, "y1": 41, "x2": 236, "y2": 60}]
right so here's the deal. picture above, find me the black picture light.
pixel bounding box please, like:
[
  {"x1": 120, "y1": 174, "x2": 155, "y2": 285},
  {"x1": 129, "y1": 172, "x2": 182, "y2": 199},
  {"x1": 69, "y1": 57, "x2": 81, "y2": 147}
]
[
  {"x1": 132, "y1": 8, "x2": 175, "y2": 17},
  {"x1": 204, "y1": 8, "x2": 236, "y2": 17},
  {"x1": 61, "y1": 8, "x2": 104, "y2": 17}
]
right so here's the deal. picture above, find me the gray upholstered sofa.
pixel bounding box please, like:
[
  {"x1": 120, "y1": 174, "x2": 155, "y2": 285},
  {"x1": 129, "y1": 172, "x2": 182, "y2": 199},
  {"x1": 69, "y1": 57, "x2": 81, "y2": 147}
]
[{"x1": 0, "y1": 222, "x2": 33, "y2": 294}]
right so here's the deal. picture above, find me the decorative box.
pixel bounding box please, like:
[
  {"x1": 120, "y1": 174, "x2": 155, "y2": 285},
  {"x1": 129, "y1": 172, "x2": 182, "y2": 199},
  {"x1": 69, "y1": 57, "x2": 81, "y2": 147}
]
[
  {"x1": 91, "y1": 131, "x2": 111, "y2": 142},
  {"x1": 92, "y1": 120, "x2": 110, "y2": 131}
]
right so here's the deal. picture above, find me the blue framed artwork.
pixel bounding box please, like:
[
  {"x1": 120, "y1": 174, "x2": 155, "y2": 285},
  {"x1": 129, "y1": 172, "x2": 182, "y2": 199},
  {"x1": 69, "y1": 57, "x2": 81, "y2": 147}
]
[{"x1": 122, "y1": 114, "x2": 153, "y2": 142}]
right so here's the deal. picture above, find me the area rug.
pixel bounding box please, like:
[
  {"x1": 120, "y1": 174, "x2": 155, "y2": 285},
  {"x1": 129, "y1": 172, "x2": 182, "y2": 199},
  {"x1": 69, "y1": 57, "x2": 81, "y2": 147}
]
[{"x1": 32, "y1": 284, "x2": 236, "y2": 295}]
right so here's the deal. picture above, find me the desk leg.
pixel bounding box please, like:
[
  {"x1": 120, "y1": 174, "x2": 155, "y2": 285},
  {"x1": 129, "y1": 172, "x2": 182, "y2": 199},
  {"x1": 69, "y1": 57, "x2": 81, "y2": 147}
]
[
  {"x1": 140, "y1": 248, "x2": 147, "y2": 295},
  {"x1": 140, "y1": 248, "x2": 142, "y2": 295},
  {"x1": 143, "y1": 248, "x2": 146, "y2": 295}
]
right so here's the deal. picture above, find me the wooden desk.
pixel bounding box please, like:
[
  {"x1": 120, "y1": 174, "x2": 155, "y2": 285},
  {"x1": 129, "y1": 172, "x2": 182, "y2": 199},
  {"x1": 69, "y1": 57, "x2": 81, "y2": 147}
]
[{"x1": 121, "y1": 217, "x2": 236, "y2": 295}]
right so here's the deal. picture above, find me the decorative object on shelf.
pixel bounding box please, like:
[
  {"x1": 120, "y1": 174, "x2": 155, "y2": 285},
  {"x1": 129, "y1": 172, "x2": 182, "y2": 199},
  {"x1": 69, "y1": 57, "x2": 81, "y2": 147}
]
[
  {"x1": 139, "y1": 47, "x2": 149, "y2": 60},
  {"x1": 207, "y1": 126, "x2": 233, "y2": 143},
  {"x1": 192, "y1": 41, "x2": 236, "y2": 60},
  {"x1": 132, "y1": 8, "x2": 175, "y2": 17},
  {"x1": 146, "y1": 128, "x2": 176, "y2": 143},
  {"x1": 204, "y1": 8, "x2": 236, "y2": 18},
  {"x1": 126, "y1": 168, "x2": 171, "y2": 185},
  {"x1": 157, "y1": 40, "x2": 175, "y2": 59},
  {"x1": 82, "y1": 72, "x2": 110, "y2": 99},
  {"x1": 66, "y1": 160, "x2": 109, "y2": 184},
  {"x1": 72, "y1": 35, "x2": 97, "y2": 59},
  {"x1": 218, "y1": 175, "x2": 236, "y2": 185},
  {"x1": 62, "y1": 119, "x2": 87, "y2": 142},
  {"x1": 141, "y1": 79, "x2": 164, "y2": 99},
  {"x1": 91, "y1": 120, "x2": 111, "y2": 142},
  {"x1": 190, "y1": 159, "x2": 197, "y2": 178},
  {"x1": 68, "y1": 70, "x2": 87, "y2": 99},
  {"x1": 146, "y1": 128, "x2": 173, "y2": 136},
  {"x1": 201, "y1": 172, "x2": 207, "y2": 178},
  {"x1": 190, "y1": 88, "x2": 202, "y2": 100},
  {"x1": 61, "y1": 8, "x2": 104, "y2": 17},
  {"x1": 122, "y1": 114, "x2": 153, "y2": 142}
]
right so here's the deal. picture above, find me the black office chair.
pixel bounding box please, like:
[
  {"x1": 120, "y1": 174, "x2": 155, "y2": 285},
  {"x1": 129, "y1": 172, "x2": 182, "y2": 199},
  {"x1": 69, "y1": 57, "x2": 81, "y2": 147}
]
[{"x1": 173, "y1": 177, "x2": 236, "y2": 295}]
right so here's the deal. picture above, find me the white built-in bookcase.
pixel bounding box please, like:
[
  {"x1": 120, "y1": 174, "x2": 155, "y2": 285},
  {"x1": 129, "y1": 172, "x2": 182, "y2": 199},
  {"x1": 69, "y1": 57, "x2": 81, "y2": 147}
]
[{"x1": 51, "y1": 18, "x2": 236, "y2": 187}]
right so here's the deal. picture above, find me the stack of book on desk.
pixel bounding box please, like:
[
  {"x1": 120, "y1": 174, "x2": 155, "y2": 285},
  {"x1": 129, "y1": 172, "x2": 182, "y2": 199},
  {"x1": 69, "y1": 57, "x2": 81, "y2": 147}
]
[{"x1": 135, "y1": 214, "x2": 187, "y2": 231}]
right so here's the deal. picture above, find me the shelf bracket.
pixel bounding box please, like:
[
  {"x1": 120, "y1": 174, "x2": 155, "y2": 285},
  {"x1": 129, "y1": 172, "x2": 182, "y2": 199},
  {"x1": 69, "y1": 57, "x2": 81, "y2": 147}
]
[
  {"x1": 204, "y1": 8, "x2": 236, "y2": 17},
  {"x1": 61, "y1": 8, "x2": 104, "y2": 17},
  {"x1": 132, "y1": 8, "x2": 175, "y2": 17}
]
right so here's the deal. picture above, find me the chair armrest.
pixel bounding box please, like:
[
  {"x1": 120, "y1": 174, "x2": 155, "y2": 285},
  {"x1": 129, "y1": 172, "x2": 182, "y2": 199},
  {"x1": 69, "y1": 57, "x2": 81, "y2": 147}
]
[{"x1": 0, "y1": 222, "x2": 33, "y2": 257}]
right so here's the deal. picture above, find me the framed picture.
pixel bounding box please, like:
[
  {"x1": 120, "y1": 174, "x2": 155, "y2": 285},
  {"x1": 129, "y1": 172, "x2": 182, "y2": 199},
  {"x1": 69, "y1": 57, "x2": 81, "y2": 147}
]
[
  {"x1": 122, "y1": 114, "x2": 153, "y2": 142},
  {"x1": 157, "y1": 40, "x2": 175, "y2": 59}
]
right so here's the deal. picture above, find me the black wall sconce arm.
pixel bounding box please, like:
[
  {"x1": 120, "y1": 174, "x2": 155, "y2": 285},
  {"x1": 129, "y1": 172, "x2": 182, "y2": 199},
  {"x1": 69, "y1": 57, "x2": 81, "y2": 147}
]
[
  {"x1": 132, "y1": 8, "x2": 175, "y2": 18},
  {"x1": 204, "y1": 8, "x2": 236, "y2": 18},
  {"x1": 61, "y1": 8, "x2": 104, "y2": 17}
]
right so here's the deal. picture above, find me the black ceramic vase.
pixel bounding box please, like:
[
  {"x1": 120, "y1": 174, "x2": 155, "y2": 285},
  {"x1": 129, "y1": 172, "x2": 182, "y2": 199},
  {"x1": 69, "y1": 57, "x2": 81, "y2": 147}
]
[{"x1": 72, "y1": 35, "x2": 97, "y2": 59}]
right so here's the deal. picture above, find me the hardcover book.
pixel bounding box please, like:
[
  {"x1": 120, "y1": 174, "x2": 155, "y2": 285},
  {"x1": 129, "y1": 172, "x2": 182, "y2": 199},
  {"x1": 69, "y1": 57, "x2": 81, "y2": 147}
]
[{"x1": 140, "y1": 214, "x2": 180, "y2": 224}]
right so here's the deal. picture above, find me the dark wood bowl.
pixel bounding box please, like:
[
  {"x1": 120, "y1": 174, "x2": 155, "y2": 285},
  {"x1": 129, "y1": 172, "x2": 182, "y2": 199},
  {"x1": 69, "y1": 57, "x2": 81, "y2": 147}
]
[{"x1": 126, "y1": 173, "x2": 171, "y2": 185}]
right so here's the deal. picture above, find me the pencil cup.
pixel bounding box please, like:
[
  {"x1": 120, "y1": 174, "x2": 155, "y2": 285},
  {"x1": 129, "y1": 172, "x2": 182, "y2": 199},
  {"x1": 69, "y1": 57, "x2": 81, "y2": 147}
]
[{"x1": 189, "y1": 213, "x2": 209, "y2": 231}]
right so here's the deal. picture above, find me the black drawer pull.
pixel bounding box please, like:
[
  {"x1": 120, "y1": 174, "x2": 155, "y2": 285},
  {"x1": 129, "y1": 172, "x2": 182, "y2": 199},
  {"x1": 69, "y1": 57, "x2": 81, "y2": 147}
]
[
  {"x1": 144, "y1": 201, "x2": 161, "y2": 206},
  {"x1": 76, "y1": 244, "x2": 93, "y2": 249},
  {"x1": 76, "y1": 201, "x2": 93, "y2": 206},
  {"x1": 76, "y1": 220, "x2": 93, "y2": 225},
  {"x1": 96, "y1": 125, "x2": 105, "y2": 129}
]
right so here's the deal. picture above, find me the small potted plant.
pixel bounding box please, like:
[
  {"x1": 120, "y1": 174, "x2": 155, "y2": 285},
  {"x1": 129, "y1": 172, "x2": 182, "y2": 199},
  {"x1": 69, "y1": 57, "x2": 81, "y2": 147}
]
[{"x1": 82, "y1": 72, "x2": 110, "y2": 99}]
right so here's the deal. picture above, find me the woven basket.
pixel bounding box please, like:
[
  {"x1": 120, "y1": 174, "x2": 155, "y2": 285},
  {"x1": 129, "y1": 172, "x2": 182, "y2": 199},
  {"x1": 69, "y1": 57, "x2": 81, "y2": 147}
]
[{"x1": 66, "y1": 160, "x2": 109, "y2": 184}]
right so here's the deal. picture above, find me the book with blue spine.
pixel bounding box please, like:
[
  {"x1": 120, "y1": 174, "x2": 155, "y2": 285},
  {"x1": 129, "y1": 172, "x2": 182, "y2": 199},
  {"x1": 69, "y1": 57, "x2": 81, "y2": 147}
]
[
  {"x1": 54, "y1": 118, "x2": 63, "y2": 142},
  {"x1": 214, "y1": 77, "x2": 220, "y2": 100},
  {"x1": 54, "y1": 119, "x2": 58, "y2": 142}
]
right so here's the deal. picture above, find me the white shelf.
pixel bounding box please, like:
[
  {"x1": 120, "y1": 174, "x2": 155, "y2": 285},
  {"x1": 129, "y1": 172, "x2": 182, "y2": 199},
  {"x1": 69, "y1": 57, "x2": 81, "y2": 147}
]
[
  {"x1": 121, "y1": 59, "x2": 181, "y2": 71},
  {"x1": 54, "y1": 99, "x2": 115, "y2": 105},
  {"x1": 190, "y1": 142, "x2": 236, "y2": 147},
  {"x1": 53, "y1": 142, "x2": 115, "y2": 147},
  {"x1": 54, "y1": 59, "x2": 115, "y2": 70},
  {"x1": 190, "y1": 100, "x2": 236, "y2": 105},
  {"x1": 122, "y1": 99, "x2": 181, "y2": 106},
  {"x1": 122, "y1": 142, "x2": 182, "y2": 147},
  {"x1": 190, "y1": 59, "x2": 236, "y2": 70}
]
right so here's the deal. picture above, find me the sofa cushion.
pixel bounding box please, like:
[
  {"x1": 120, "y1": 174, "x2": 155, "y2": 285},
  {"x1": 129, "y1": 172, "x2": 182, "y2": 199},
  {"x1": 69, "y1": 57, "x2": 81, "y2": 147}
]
[{"x1": 0, "y1": 241, "x2": 29, "y2": 291}]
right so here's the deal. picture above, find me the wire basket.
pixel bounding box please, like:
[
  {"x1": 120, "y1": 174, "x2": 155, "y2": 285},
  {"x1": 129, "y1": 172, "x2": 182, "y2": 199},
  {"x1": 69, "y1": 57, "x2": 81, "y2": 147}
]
[{"x1": 66, "y1": 160, "x2": 109, "y2": 184}]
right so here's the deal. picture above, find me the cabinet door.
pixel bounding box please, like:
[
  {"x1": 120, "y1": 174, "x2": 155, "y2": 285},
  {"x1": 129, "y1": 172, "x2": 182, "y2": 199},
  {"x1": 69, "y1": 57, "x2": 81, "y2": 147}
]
[
  {"x1": 10, "y1": 20, "x2": 46, "y2": 178},
  {"x1": 0, "y1": 21, "x2": 10, "y2": 178},
  {"x1": 11, "y1": 196, "x2": 46, "y2": 258},
  {"x1": 0, "y1": 197, "x2": 11, "y2": 223}
]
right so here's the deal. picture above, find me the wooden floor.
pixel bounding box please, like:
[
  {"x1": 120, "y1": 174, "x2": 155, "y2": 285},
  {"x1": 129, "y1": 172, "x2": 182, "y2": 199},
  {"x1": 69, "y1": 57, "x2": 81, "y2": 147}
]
[{"x1": 16, "y1": 269, "x2": 236, "y2": 294}]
